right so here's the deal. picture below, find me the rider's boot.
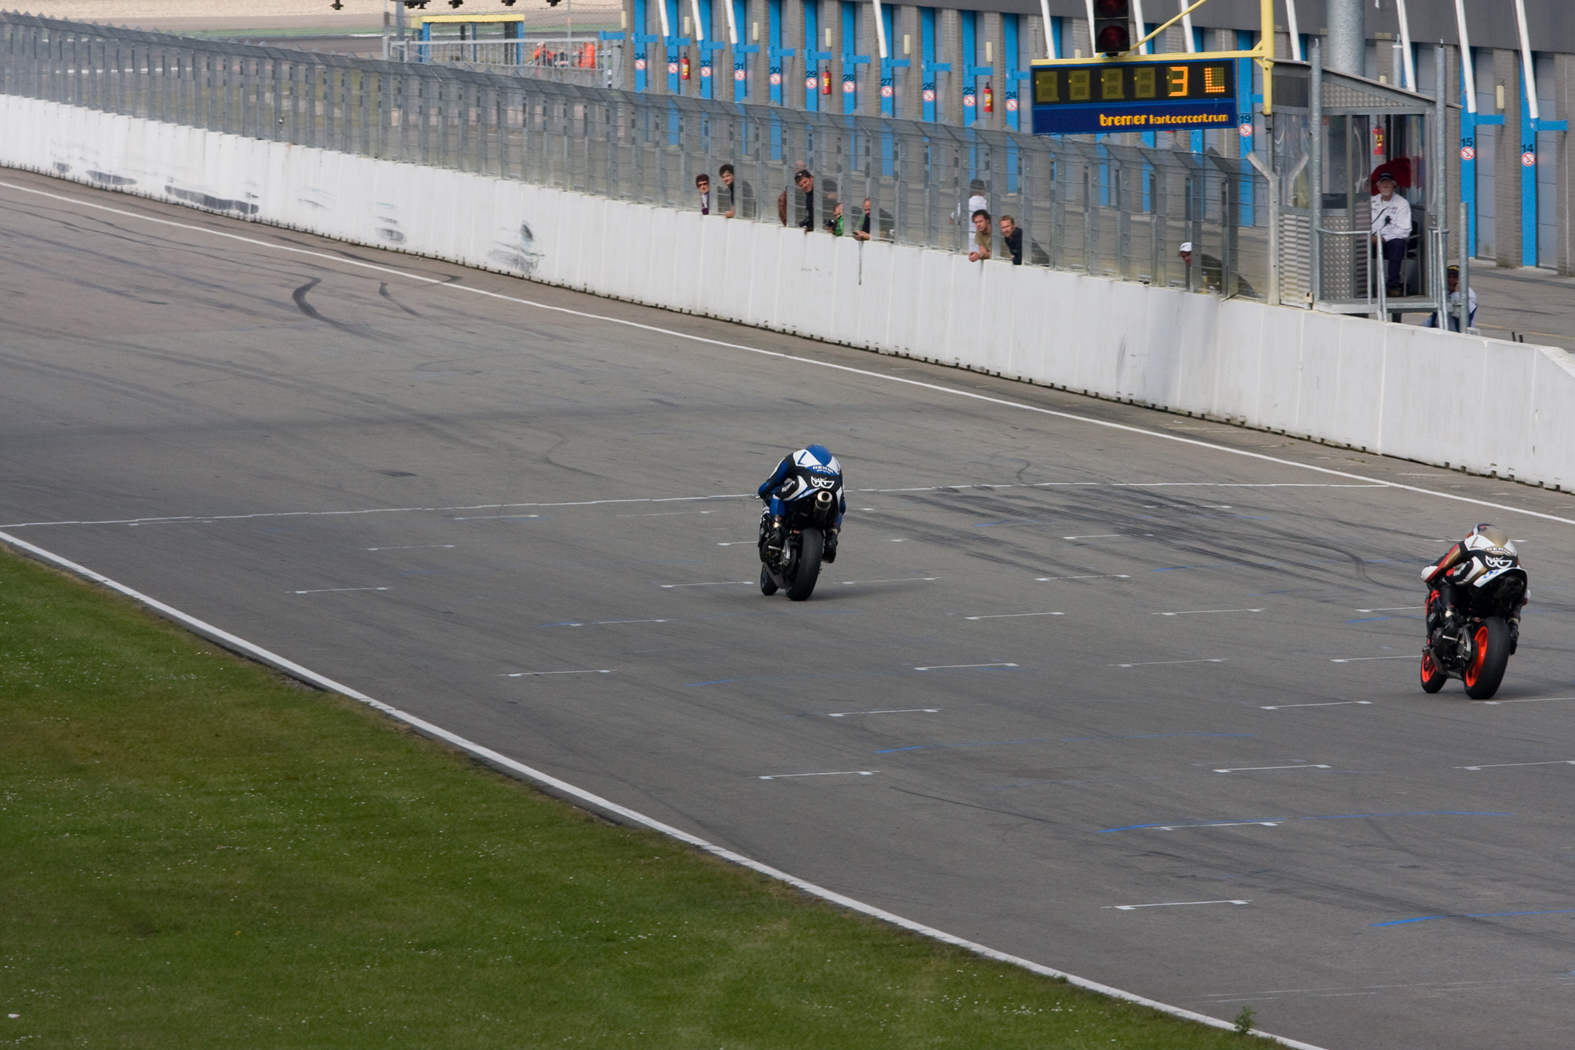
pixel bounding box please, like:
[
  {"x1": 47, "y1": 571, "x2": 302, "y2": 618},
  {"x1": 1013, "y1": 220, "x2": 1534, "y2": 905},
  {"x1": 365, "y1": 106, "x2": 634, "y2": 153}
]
[
  {"x1": 823, "y1": 527, "x2": 839, "y2": 563},
  {"x1": 765, "y1": 516, "x2": 786, "y2": 554}
]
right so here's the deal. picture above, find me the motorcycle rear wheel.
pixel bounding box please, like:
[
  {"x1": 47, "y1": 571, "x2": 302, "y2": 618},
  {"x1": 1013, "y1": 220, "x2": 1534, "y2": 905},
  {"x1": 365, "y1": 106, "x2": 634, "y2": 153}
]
[
  {"x1": 1462, "y1": 617, "x2": 1511, "y2": 700},
  {"x1": 786, "y1": 529, "x2": 824, "y2": 601},
  {"x1": 1419, "y1": 648, "x2": 1447, "y2": 694}
]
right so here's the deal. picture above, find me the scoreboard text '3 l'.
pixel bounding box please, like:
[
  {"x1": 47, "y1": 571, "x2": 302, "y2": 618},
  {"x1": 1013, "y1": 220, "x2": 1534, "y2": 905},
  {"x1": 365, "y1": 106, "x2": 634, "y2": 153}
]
[{"x1": 1030, "y1": 58, "x2": 1236, "y2": 135}]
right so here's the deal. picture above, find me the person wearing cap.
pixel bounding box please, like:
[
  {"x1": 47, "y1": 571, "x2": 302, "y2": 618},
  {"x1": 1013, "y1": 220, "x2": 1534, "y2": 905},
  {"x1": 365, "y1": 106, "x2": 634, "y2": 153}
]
[
  {"x1": 1425, "y1": 265, "x2": 1479, "y2": 333},
  {"x1": 1371, "y1": 172, "x2": 1411, "y2": 297},
  {"x1": 794, "y1": 169, "x2": 816, "y2": 231}
]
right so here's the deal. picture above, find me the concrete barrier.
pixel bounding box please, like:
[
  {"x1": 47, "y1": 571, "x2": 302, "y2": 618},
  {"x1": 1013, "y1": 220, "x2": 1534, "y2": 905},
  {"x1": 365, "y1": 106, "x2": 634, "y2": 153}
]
[{"x1": 5, "y1": 93, "x2": 1573, "y2": 490}]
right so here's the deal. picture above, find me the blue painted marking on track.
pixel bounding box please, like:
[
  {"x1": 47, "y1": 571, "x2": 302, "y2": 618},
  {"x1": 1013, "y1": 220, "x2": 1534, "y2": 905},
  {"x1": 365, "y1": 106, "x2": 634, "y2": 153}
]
[
  {"x1": 972, "y1": 521, "x2": 1010, "y2": 527},
  {"x1": 1100, "y1": 811, "x2": 1513, "y2": 833},
  {"x1": 1372, "y1": 908, "x2": 1575, "y2": 927}
]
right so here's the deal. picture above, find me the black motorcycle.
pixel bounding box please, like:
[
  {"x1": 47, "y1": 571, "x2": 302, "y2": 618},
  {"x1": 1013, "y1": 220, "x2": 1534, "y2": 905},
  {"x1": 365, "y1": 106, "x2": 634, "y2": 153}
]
[
  {"x1": 758, "y1": 471, "x2": 842, "y2": 602},
  {"x1": 1421, "y1": 547, "x2": 1527, "y2": 700}
]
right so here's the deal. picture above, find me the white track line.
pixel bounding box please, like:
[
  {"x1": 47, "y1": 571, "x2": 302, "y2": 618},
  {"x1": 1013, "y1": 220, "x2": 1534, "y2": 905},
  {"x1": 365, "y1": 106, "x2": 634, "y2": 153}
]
[
  {"x1": 827, "y1": 708, "x2": 941, "y2": 717},
  {"x1": 757, "y1": 771, "x2": 878, "y2": 780},
  {"x1": 1261, "y1": 701, "x2": 1373, "y2": 710},
  {"x1": 2, "y1": 175, "x2": 1571, "y2": 537},
  {"x1": 0, "y1": 533, "x2": 1326, "y2": 1048},
  {"x1": 1214, "y1": 764, "x2": 1331, "y2": 774},
  {"x1": 914, "y1": 662, "x2": 1018, "y2": 671},
  {"x1": 1106, "y1": 900, "x2": 1251, "y2": 911}
]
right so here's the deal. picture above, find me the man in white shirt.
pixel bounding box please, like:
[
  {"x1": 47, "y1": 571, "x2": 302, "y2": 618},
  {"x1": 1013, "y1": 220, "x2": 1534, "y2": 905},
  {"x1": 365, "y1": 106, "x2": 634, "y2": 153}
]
[
  {"x1": 1370, "y1": 172, "x2": 1411, "y2": 296},
  {"x1": 1425, "y1": 265, "x2": 1479, "y2": 332}
]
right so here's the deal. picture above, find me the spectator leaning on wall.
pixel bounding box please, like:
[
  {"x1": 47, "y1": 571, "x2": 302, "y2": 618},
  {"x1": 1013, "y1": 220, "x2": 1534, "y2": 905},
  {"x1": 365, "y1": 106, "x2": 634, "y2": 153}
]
[
  {"x1": 718, "y1": 163, "x2": 754, "y2": 219},
  {"x1": 999, "y1": 215, "x2": 1023, "y2": 265},
  {"x1": 853, "y1": 197, "x2": 873, "y2": 241},
  {"x1": 795, "y1": 169, "x2": 816, "y2": 231},
  {"x1": 968, "y1": 210, "x2": 992, "y2": 262},
  {"x1": 696, "y1": 173, "x2": 712, "y2": 215}
]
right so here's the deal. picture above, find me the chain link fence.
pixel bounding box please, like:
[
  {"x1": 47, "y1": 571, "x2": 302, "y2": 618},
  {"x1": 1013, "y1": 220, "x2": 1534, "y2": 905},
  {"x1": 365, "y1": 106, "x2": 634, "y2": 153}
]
[{"x1": 0, "y1": 10, "x2": 1266, "y2": 296}]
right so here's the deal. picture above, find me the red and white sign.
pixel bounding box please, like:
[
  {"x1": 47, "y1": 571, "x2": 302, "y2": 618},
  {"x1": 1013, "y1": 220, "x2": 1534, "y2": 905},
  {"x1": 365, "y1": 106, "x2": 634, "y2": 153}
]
[
  {"x1": 1005, "y1": 97, "x2": 1018, "y2": 111},
  {"x1": 734, "y1": 68, "x2": 746, "y2": 81},
  {"x1": 769, "y1": 71, "x2": 782, "y2": 85},
  {"x1": 701, "y1": 65, "x2": 712, "y2": 77},
  {"x1": 806, "y1": 75, "x2": 817, "y2": 89},
  {"x1": 922, "y1": 88, "x2": 935, "y2": 102},
  {"x1": 880, "y1": 84, "x2": 893, "y2": 98},
  {"x1": 962, "y1": 93, "x2": 976, "y2": 107},
  {"x1": 1238, "y1": 122, "x2": 1253, "y2": 138},
  {"x1": 634, "y1": 57, "x2": 646, "y2": 71},
  {"x1": 842, "y1": 79, "x2": 855, "y2": 93},
  {"x1": 1460, "y1": 145, "x2": 1475, "y2": 161},
  {"x1": 667, "y1": 61, "x2": 679, "y2": 74},
  {"x1": 1522, "y1": 150, "x2": 1537, "y2": 167}
]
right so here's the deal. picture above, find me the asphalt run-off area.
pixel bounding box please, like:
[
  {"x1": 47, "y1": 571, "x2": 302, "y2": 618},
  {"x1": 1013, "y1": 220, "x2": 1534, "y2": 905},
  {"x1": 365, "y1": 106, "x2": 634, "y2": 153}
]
[{"x1": 4, "y1": 168, "x2": 1575, "y2": 1050}]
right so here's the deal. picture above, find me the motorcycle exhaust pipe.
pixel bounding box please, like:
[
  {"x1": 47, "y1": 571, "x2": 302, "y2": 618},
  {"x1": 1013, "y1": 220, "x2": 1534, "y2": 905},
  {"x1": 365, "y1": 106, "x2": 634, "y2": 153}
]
[{"x1": 813, "y1": 489, "x2": 833, "y2": 521}]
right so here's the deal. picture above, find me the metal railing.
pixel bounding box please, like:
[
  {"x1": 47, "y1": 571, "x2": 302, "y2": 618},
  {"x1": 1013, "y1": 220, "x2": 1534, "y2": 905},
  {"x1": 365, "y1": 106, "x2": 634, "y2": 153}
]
[
  {"x1": 0, "y1": 11, "x2": 1267, "y2": 296},
  {"x1": 388, "y1": 38, "x2": 615, "y2": 89}
]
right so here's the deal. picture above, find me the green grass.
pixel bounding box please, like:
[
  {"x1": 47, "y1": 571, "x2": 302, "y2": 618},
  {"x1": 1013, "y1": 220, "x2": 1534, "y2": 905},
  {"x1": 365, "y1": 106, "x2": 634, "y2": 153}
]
[{"x1": 0, "y1": 543, "x2": 1272, "y2": 1048}]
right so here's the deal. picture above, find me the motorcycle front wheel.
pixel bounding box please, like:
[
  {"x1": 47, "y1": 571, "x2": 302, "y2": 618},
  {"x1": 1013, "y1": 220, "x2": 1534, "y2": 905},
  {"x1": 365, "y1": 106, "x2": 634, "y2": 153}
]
[
  {"x1": 759, "y1": 564, "x2": 779, "y2": 596},
  {"x1": 1462, "y1": 617, "x2": 1511, "y2": 700},
  {"x1": 1419, "y1": 648, "x2": 1447, "y2": 694},
  {"x1": 785, "y1": 528, "x2": 824, "y2": 601}
]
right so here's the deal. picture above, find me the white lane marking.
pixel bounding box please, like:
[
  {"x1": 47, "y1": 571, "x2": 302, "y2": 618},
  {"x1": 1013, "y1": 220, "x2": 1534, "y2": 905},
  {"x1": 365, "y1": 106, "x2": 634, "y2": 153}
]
[
  {"x1": 842, "y1": 577, "x2": 939, "y2": 585},
  {"x1": 1106, "y1": 900, "x2": 1251, "y2": 911},
  {"x1": 594, "y1": 619, "x2": 669, "y2": 625},
  {"x1": 544, "y1": 619, "x2": 669, "y2": 627},
  {"x1": 1037, "y1": 574, "x2": 1131, "y2": 581},
  {"x1": 499, "y1": 669, "x2": 613, "y2": 677},
  {"x1": 366, "y1": 544, "x2": 456, "y2": 551},
  {"x1": 1329, "y1": 655, "x2": 1414, "y2": 663},
  {"x1": 4, "y1": 177, "x2": 1569, "y2": 559},
  {"x1": 1456, "y1": 759, "x2": 1575, "y2": 771},
  {"x1": 1261, "y1": 701, "x2": 1373, "y2": 710},
  {"x1": 619, "y1": 509, "x2": 713, "y2": 517},
  {"x1": 757, "y1": 771, "x2": 878, "y2": 780},
  {"x1": 1154, "y1": 608, "x2": 1265, "y2": 617},
  {"x1": 0, "y1": 524, "x2": 1331, "y2": 1050},
  {"x1": 914, "y1": 662, "x2": 1019, "y2": 671},
  {"x1": 0, "y1": 485, "x2": 1387, "y2": 531},
  {"x1": 828, "y1": 708, "x2": 941, "y2": 717},
  {"x1": 716, "y1": 541, "x2": 757, "y2": 546},
  {"x1": 1480, "y1": 696, "x2": 1575, "y2": 706},
  {"x1": 1354, "y1": 606, "x2": 1424, "y2": 613},
  {"x1": 292, "y1": 586, "x2": 389, "y2": 594},
  {"x1": 1214, "y1": 764, "x2": 1332, "y2": 774},
  {"x1": 451, "y1": 513, "x2": 540, "y2": 520},
  {"x1": 661, "y1": 580, "x2": 752, "y2": 588},
  {"x1": 1111, "y1": 658, "x2": 1228, "y2": 668},
  {"x1": 1155, "y1": 821, "x2": 1281, "y2": 830},
  {"x1": 1064, "y1": 533, "x2": 1121, "y2": 540},
  {"x1": 965, "y1": 612, "x2": 1064, "y2": 620},
  {"x1": 889, "y1": 538, "x2": 907, "y2": 542}
]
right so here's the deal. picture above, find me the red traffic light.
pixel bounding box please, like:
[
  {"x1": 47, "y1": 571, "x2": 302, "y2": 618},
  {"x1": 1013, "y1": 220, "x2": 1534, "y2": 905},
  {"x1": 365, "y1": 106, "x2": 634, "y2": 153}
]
[{"x1": 1093, "y1": 0, "x2": 1131, "y2": 54}]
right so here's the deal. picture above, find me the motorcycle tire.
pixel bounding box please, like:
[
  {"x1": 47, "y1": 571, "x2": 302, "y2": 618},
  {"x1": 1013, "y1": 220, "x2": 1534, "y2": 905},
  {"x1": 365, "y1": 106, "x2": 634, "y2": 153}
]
[
  {"x1": 759, "y1": 564, "x2": 778, "y2": 596},
  {"x1": 785, "y1": 528, "x2": 824, "y2": 602},
  {"x1": 1419, "y1": 648, "x2": 1447, "y2": 694},
  {"x1": 1462, "y1": 617, "x2": 1511, "y2": 700}
]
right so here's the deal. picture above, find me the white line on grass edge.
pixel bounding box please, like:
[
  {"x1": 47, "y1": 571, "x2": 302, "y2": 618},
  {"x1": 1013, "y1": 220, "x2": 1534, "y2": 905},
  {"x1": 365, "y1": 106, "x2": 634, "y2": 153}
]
[
  {"x1": 2, "y1": 176, "x2": 1573, "y2": 531},
  {"x1": 0, "y1": 528, "x2": 1328, "y2": 1050}
]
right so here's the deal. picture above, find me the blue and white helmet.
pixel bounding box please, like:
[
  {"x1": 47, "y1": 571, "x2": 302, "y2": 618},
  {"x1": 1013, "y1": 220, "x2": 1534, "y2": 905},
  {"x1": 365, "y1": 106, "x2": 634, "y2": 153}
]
[{"x1": 793, "y1": 444, "x2": 842, "y2": 476}]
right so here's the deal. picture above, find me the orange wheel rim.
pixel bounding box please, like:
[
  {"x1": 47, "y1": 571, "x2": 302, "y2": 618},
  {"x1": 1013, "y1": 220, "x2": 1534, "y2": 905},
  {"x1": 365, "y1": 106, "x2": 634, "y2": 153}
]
[
  {"x1": 1464, "y1": 625, "x2": 1489, "y2": 686},
  {"x1": 1421, "y1": 652, "x2": 1437, "y2": 677}
]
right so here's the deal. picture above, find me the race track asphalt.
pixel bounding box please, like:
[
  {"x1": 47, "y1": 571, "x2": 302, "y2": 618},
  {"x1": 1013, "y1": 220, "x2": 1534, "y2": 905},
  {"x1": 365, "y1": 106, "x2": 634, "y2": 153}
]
[{"x1": 4, "y1": 168, "x2": 1575, "y2": 1050}]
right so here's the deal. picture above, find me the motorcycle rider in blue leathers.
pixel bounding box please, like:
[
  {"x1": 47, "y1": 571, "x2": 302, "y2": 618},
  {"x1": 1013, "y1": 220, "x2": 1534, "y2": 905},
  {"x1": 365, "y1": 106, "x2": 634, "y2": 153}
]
[{"x1": 758, "y1": 444, "x2": 845, "y2": 562}]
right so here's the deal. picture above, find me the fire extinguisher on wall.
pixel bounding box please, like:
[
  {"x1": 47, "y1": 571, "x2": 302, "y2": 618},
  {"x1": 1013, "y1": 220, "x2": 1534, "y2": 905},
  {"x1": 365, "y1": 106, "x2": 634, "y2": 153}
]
[
  {"x1": 821, "y1": 67, "x2": 832, "y2": 94},
  {"x1": 983, "y1": 81, "x2": 993, "y2": 113},
  {"x1": 681, "y1": 53, "x2": 691, "y2": 79}
]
